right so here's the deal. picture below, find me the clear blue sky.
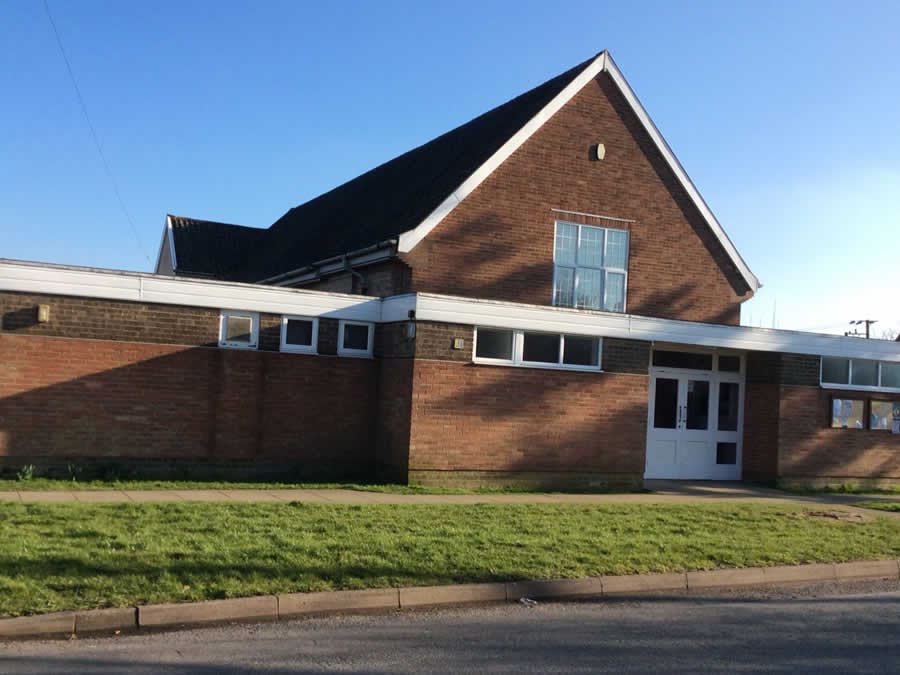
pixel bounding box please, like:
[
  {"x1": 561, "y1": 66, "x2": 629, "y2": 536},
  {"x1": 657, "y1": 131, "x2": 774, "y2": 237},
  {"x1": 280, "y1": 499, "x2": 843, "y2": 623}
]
[{"x1": 2, "y1": 1, "x2": 898, "y2": 337}]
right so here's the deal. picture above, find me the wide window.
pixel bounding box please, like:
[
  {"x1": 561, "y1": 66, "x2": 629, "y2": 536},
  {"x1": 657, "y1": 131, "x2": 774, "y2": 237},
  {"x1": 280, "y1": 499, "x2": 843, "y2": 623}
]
[
  {"x1": 218, "y1": 311, "x2": 259, "y2": 349},
  {"x1": 280, "y1": 316, "x2": 318, "y2": 354},
  {"x1": 553, "y1": 221, "x2": 629, "y2": 312},
  {"x1": 474, "y1": 328, "x2": 602, "y2": 371},
  {"x1": 338, "y1": 321, "x2": 374, "y2": 357},
  {"x1": 821, "y1": 357, "x2": 900, "y2": 392}
]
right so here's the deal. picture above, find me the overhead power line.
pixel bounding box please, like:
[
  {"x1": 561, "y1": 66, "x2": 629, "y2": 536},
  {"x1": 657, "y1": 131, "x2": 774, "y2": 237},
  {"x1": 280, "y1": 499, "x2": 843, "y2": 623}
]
[{"x1": 42, "y1": 0, "x2": 152, "y2": 267}]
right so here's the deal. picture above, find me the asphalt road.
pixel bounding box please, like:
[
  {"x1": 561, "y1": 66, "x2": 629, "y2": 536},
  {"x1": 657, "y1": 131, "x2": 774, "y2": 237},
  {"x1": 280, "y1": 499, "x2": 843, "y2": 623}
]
[{"x1": 3, "y1": 579, "x2": 900, "y2": 674}]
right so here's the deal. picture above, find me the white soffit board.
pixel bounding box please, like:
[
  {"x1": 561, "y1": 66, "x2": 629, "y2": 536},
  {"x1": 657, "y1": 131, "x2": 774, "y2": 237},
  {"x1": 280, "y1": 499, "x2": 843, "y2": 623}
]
[
  {"x1": 0, "y1": 259, "x2": 384, "y2": 322},
  {"x1": 413, "y1": 293, "x2": 900, "y2": 362},
  {"x1": 396, "y1": 51, "x2": 760, "y2": 294}
]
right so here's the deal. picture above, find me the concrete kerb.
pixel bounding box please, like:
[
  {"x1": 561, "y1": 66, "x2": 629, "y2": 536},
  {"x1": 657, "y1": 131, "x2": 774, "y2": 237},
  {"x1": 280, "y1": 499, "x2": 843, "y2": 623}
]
[{"x1": 3, "y1": 560, "x2": 900, "y2": 640}]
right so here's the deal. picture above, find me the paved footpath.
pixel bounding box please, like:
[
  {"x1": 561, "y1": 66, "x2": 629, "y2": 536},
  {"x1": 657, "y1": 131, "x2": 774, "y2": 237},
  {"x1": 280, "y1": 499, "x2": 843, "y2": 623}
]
[{"x1": 0, "y1": 482, "x2": 896, "y2": 512}]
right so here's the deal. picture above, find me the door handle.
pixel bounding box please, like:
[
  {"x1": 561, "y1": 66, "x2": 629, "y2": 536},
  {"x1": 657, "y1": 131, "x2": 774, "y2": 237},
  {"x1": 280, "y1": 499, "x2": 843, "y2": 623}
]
[{"x1": 677, "y1": 405, "x2": 682, "y2": 428}]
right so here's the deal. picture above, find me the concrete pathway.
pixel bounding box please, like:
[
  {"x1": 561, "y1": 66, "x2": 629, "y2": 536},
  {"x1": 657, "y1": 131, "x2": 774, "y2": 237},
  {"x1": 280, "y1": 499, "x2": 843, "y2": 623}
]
[{"x1": 0, "y1": 481, "x2": 897, "y2": 511}]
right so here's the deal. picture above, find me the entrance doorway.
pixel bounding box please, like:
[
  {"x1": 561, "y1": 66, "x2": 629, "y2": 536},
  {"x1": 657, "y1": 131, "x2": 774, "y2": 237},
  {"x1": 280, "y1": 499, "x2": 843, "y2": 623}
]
[{"x1": 645, "y1": 349, "x2": 744, "y2": 480}]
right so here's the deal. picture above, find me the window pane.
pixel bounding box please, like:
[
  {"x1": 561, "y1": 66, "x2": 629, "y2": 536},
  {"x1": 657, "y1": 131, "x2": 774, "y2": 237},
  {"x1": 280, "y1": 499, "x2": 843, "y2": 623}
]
[
  {"x1": 686, "y1": 379, "x2": 710, "y2": 430},
  {"x1": 605, "y1": 229, "x2": 629, "y2": 269},
  {"x1": 653, "y1": 378, "x2": 678, "y2": 429},
  {"x1": 821, "y1": 357, "x2": 849, "y2": 384},
  {"x1": 882, "y1": 362, "x2": 900, "y2": 389},
  {"x1": 522, "y1": 332, "x2": 560, "y2": 364},
  {"x1": 604, "y1": 271, "x2": 625, "y2": 312},
  {"x1": 554, "y1": 223, "x2": 577, "y2": 266},
  {"x1": 870, "y1": 401, "x2": 896, "y2": 430},
  {"x1": 652, "y1": 350, "x2": 713, "y2": 370},
  {"x1": 285, "y1": 319, "x2": 313, "y2": 346},
  {"x1": 831, "y1": 398, "x2": 864, "y2": 429},
  {"x1": 851, "y1": 359, "x2": 878, "y2": 386},
  {"x1": 716, "y1": 442, "x2": 737, "y2": 465},
  {"x1": 576, "y1": 268, "x2": 603, "y2": 309},
  {"x1": 476, "y1": 329, "x2": 513, "y2": 360},
  {"x1": 226, "y1": 316, "x2": 252, "y2": 343},
  {"x1": 343, "y1": 324, "x2": 369, "y2": 350},
  {"x1": 553, "y1": 266, "x2": 575, "y2": 307},
  {"x1": 718, "y1": 355, "x2": 741, "y2": 372},
  {"x1": 718, "y1": 382, "x2": 740, "y2": 431},
  {"x1": 577, "y1": 225, "x2": 604, "y2": 267},
  {"x1": 563, "y1": 335, "x2": 599, "y2": 367}
]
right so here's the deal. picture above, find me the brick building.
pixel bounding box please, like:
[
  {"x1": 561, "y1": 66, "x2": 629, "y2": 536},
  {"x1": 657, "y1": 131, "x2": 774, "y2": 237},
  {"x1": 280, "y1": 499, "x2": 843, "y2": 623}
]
[{"x1": 2, "y1": 52, "x2": 898, "y2": 487}]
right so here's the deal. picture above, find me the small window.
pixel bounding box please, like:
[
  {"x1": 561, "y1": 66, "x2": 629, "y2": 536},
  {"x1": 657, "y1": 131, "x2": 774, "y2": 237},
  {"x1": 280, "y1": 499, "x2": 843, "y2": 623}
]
[
  {"x1": 870, "y1": 401, "x2": 898, "y2": 431},
  {"x1": 821, "y1": 357, "x2": 850, "y2": 385},
  {"x1": 281, "y1": 316, "x2": 318, "y2": 354},
  {"x1": 883, "y1": 363, "x2": 900, "y2": 389},
  {"x1": 522, "y1": 332, "x2": 560, "y2": 364},
  {"x1": 338, "y1": 321, "x2": 373, "y2": 357},
  {"x1": 716, "y1": 442, "x2": 737, "y2": 465},
  {"x1": 718, "y1": 355, "x2": 741, "y2": 372},
  {"x1": 475, "y1": 328, "x2": 514, "y2": 361},
  {"x1": 831, "y1": 398, "x2": 864, "y2": 429},
  {"x1": 850, "y1": 359, "x2": 878, "y2": 387},
  {"x1": 563, "y1": 335, "x2": 600, "y2": 367},
  {"x1": 219, "y1": 311, "x2": 259, "y2": 349},
  {"x1": 652, "y1": 350, "x2": 713, "y2": 370}
]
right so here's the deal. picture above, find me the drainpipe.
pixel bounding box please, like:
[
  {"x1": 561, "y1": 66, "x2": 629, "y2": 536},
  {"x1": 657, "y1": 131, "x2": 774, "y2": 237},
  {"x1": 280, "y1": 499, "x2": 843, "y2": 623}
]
[{"x1": 343, "y1": 255, "x2": 368, "y2": 294}]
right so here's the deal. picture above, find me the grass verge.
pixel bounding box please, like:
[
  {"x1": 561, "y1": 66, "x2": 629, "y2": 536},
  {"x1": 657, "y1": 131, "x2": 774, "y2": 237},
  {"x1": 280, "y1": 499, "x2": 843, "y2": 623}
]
[
  {"x1": 2, "y1": 502, "x2": 899, "y2": 617},
  {"x1": 852, "y1": 501, "x2": 900, "y2": 512}
]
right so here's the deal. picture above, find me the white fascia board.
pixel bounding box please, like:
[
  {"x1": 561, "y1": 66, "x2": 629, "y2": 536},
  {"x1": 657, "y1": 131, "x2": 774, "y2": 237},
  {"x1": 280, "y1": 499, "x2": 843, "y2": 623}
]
[
  {"x1": 0, "y1": 259, "x2": 383, "y2": 323},
  {"x1": 396, "y1": 53, "x2": 609, "y2": 253},
  {"x1": 273, "y1": 249, "x2": 394, "y2": 286},
  {"x1": 395, "y1": 51, "x2": 760, "y2": 295},
  {"x1": 413, "y1": 293, "x2": 900, "y2": 362},
  {"x1": 602, "y1": 54, "x2": 759, "y2": 293}
]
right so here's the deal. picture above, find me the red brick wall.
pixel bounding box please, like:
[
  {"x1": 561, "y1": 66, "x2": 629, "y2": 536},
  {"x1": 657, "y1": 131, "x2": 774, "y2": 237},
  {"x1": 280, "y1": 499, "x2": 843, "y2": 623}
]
[
  {"x1": 742, "y1": 382, "x2": 780, "y2": 483},
  {"x1": 408, "y1": 360, "x2": 648, "y2": 476},
  {"x1": 401, "y1": 72, "x2": 750, "y2": 325},
  {"x1": 0, "y1": 333, "x2": 376, "y2": 475},
  {"x1": 777, "y1": 386, "x2": 900, "y2": 480}
]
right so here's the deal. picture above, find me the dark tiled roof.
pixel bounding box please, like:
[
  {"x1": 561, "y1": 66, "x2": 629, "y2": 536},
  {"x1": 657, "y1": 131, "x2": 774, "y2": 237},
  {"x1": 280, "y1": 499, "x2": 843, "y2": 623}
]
[
  {"x1": 169, "y1": 216, "x2": 266, "y2": 280},
  {"x1": 230, "y1": 55, "x2": 597, "y2": 282}
]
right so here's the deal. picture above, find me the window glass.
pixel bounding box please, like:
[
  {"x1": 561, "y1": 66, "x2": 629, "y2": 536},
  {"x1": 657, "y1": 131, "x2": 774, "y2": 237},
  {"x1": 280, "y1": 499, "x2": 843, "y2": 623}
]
[
  {"x1": 575, "y1": 268, "x2": 604, "y2": 309},
  {"x1": 718, "y1": 382, "x2": 740, "y2": 431},
  {"x1": 880, "y1": 363, "x2": 900, "y2": 389},
  {"x1": 225, "y1": 316, "x2": 252, "y2": 343},
  {"x1": 653, "y1": 378, "x2": 678, "y2": 429},
  {"x1": 285, "y1": 319, "x2": 313, "y2": 346},
  {"x1": 553, "y1": 267, "x2": 575, "y2": 307},
  {"x1": 604, "y1": 272, "x2": 626, "y2": 312},
  {"x1": 522, "y1": 332, "x2": 560, "y2": 363},
  {"x1": 821, "y1": 357, "x2": 849, "y2": 384},
  {"x1": 652, "y1": 350, "x2": 713, "y2": 370},
  {"x1": 563, "y1": 335, "x2": 599, "y2": 367},
  {"x1": 870, "y1": 401, "x2": 896, "y2": 430},
  {"x1": 685, "y1": 379, "x2": 710, "y2": 430},
  {"x1": 577, "y1": 225, "x2": 604, "y2": 267},
  {"x1": 831, "y1": 398, "x2": 864, "y2": 429},
  {"x1": 716, "y1": 442, "x2": 737, "y2": 465},
  {"x1": 554, "y1": 222, "x2": 577, "y2": 266},
  {"x1": 718, "y1": 355, "x2": 741, "y2": 372},
  {"x1": 475, "y1": 329, "x2": 513, "y2": 360},
  {"x1": 604, "y1": 229, "x2": 629, "y2": 269},
  {"x1": 343, "y1": 323, "x2": 370, "y2": 351},
  {"x1": 850, "y1": 359, "x2": 878, "y2": 387}
]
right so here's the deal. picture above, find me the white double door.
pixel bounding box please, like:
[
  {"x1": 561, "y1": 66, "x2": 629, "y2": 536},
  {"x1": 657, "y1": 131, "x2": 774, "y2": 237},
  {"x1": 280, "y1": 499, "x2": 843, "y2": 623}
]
[{"x1": 645, "y1": 368, "x2": 743, "y2": 480}]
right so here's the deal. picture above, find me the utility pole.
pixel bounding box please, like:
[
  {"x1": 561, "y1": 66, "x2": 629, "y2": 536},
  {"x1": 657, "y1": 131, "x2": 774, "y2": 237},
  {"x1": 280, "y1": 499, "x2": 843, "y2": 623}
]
[{"x1": 846, "y1": 319, "x2": 878, "y2": 338}]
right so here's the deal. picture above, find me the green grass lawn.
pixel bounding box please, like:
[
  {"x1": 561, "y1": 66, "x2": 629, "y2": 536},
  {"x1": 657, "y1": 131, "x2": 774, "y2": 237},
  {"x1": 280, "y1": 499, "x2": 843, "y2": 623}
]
[
  {"x1": 788, "y1": 484, "x2": 900, "y2": 496},
  {"x1": 852, "y1": 501, "x2": 900, "y2": 512},
  {"x1": 2, "y1": 502, "x2": 899, "y2": 617}
]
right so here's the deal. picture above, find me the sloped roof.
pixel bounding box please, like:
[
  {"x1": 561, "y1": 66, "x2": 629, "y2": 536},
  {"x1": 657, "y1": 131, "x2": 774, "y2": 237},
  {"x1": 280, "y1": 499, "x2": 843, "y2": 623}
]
[
  {"x1": 232, "y1": 55, "x2": 596, "y2": 283},
  {"x1": 168, "y1": 215, "x2": 266, "y2": 279}
]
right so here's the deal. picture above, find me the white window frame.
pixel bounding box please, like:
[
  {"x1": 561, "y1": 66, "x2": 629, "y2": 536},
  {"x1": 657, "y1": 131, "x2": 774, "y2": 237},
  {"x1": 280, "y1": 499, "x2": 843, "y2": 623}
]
[
  {"x1": 820, "y1": 356, "x2": 900, "y2": 394},
  {"x1": 552, "y1": 220, "x2": 629, "y2": 312},
  {"x1": 218, "y1": 310, "x2": 259, "y2": 349},
  {"x1": 338, "y1": 320, "x2": 374, "y2": 358},
  {"x1": 280, "y1": 315, "x2": 319, "y2": 354},
  {"x1": 472, "y1": 327, "x2": 603, "y2": 373}
]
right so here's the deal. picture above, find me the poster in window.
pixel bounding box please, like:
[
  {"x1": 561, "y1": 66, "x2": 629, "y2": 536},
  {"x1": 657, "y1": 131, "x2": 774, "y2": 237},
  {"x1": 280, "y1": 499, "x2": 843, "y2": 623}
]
[{"x1": 893, "y1": 405, "x2": 900, "y2": 435}]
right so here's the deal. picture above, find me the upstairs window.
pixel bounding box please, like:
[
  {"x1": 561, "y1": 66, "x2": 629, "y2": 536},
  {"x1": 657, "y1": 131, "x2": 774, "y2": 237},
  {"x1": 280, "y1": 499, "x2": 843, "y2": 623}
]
[
  {"x1": 553, "y1": 221, "x2": 629, "y2": 312},
  {"x1": 219, "y1": 311, "x2": 259, "y2": 349}
]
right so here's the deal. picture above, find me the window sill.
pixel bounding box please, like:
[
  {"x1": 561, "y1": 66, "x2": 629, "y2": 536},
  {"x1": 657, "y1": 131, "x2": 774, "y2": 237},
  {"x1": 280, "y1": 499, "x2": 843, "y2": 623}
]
[
  {"x1": 218, "y1": 342, "x2": 258, "y2": 350},
  {"x1": 821, "y1": 383, "x2": 900, "y2": 395},
  {"x1": 337, "y1": 350, "x2": 374, "y2": 359},
  {"x1": 472, "y1": 358, "x2": 604, "y2": 374},
  {"x1": 280, "y1": 346, "x2": 318, "y2": 355}
]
